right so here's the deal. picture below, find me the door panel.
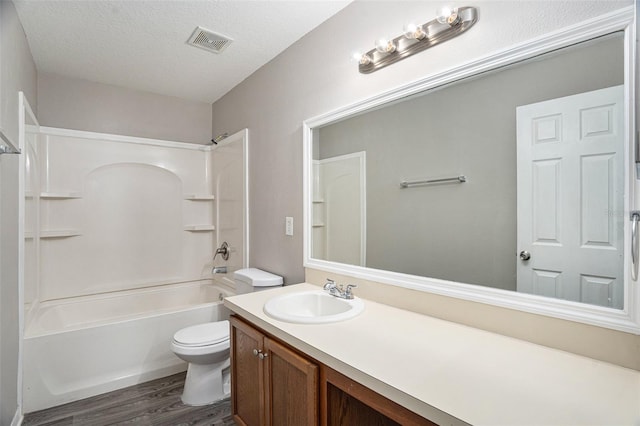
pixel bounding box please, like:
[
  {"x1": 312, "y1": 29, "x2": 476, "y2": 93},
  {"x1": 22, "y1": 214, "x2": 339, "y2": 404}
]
[
  {"x1": 264, "y1": 337, "x2": 318, "y2": 426},
  {"x1": 231, "y1": 317, "x2": 265, "y2": 426},
  {"x1": 532, "y1": 158, "x2": 561, "y2": 243},
  {"x1": 581, "y1": 154, "x2": 615, "y2": 246}
]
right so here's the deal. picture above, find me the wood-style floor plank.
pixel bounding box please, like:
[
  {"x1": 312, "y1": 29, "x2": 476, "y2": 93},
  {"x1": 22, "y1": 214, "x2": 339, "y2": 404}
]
[
  {"x1": 23, "y1": 374, "x2": 186, "y2": 425},
  {"x1": 22, "y1": 372, "x2": 234, "y2": 426}
]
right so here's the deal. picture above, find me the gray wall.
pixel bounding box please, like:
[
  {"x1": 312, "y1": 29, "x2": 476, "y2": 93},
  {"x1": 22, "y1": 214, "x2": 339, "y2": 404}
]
[
  {"x1": 38, "y1": 72, "x2": 213, "y2": 145},
  {"x1": 0, "y1": 0, "x2": 37, "y2": 423},
  {"x1": 317, "y1": 35, "x2": 623, "y2": 291},
  {"x1": 210, "y1": 0, "x2": 631, "y2": 284}
]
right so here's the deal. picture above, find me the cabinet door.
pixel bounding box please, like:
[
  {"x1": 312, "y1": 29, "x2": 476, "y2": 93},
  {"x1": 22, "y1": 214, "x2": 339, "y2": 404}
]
[
  {"x1": 231, "y1": 317, "x2": 266, "y2": 426},
  {"x1": 264, "y1": 337, "x2": 319, "y2": 426}
]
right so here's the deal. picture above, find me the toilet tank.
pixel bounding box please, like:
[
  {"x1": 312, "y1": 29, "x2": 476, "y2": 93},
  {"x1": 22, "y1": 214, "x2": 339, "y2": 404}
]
[{"x1": 233, "y1": 268, "x2": 283, "y2": 294}]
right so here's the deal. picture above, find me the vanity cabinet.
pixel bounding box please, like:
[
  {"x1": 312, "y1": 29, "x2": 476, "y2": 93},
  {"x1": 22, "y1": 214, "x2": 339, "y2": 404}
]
[
  {"x1": 321, "y1": 367, "x2": 435, "y2": 426},
  {"x1": 230, "y1": 316, "x2": 319, "y2": 426},
  {"x1": 230, "y1": 315, "x2": 434, "y2": 426}
]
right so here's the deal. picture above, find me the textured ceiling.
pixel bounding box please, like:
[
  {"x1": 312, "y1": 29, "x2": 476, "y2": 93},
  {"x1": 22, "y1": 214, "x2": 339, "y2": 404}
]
[{"x1": 14, "y1": 0, "x2": 351, "y2": 104}]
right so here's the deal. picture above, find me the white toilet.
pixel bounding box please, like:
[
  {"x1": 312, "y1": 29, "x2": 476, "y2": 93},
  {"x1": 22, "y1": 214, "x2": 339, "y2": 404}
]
[{"x1": 171, "y1": 268, "x2": 283, "y2": 406}]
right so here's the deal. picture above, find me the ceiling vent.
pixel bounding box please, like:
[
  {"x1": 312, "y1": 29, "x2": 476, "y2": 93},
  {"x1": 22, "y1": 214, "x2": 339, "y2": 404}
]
[{"x1": 187, "y1": 26, "x2": 233, "y2": 54}]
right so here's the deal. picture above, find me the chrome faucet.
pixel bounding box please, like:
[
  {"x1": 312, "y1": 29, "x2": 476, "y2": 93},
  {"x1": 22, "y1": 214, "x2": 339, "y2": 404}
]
[
  {"x1": 323, "y1": 278, "x2": 357, "y2": 300},
  {"x1": 323, "y1": 278, "x2": 337, "y2": 292},
  {"x1": 212, "y1": 266, "x2": 227, "y2": 274}
]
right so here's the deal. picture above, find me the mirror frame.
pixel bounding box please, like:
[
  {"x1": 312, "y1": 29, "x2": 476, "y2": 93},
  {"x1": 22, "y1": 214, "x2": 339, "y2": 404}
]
[{"x1": 303, "y1": 7, "x2": 639, "y2": 334}]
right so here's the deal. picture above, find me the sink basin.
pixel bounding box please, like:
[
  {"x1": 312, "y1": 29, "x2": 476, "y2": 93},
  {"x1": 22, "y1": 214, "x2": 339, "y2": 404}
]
[{"x1": 263, "y1": 290, "x2": 364, "y2": 324}]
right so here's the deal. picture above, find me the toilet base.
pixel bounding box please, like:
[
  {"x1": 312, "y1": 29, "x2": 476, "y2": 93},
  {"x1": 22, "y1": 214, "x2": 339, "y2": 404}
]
[{"x1": 181, "y1": 359, "x2": 231, "y2": 406}]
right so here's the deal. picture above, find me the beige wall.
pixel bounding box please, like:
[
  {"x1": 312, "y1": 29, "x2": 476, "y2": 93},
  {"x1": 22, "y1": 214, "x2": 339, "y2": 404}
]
[
  {"x1": 211, "y1": 0, "x2": 638, "y2": 370},
  {"x1": 0, "y1": 0, "x2": 37, "y2": 423},
  {"x1": 38, "y1": 72, "x2": 212, "y2": 145}
]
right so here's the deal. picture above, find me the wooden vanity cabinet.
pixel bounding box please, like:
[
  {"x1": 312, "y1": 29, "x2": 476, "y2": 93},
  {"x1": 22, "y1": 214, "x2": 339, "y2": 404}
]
[
  {"x1": 320, "y1": 366, "x2": 436, "y2": 426},
  {"x1": 230, "y1": 316, "x2": 319, "y2": 426}
]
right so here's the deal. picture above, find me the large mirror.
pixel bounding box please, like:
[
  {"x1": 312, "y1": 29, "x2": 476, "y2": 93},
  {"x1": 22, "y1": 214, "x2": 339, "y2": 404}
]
[{"x1": 304, "y1": 9, "x2": 639, "y2": 332}]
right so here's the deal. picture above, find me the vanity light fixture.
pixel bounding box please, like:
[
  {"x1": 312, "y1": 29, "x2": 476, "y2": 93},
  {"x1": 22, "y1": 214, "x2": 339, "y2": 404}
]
[
  {"x1": 375, "y1": 37, "x2": 397, "y2": 53},
  {"x1": 352, "y1": 51, "x2": 373, "y2": 65},
  {"x1": 355, "y1": 5, "x2": 478, "y2": 74},
  {"x1": 403, "y1": 23, "x2": 426, "y2": 40},
  {"x1": 436, "y1": 6, "x2": 462, "y2": 26}
]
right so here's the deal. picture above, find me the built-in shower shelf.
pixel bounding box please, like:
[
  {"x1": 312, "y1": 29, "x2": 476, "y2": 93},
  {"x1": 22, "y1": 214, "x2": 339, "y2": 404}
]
[
  {"x1": 184, "y1": 225, "x2": 216, "y2": 232},
  {"x1": 312, "y1": 199, "x2": 325, "y2": 203},
  {"x1": 40, "y1": 229, "x2": 82, "y2": 238},
  {"x1": 40, "y1": 192, "x2": 82, "y2": 199},
  {"x1": 184, "y1": 194, "x2": 215, "y2": 200},
  {"x1": 312, "y1": 223, "x2": 325, "y2": 228}
]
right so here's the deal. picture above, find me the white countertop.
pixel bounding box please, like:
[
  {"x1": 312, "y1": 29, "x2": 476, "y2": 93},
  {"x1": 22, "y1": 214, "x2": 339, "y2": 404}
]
[{"x1": 224, "y1": 283, "x2": 640, "y2": 426}]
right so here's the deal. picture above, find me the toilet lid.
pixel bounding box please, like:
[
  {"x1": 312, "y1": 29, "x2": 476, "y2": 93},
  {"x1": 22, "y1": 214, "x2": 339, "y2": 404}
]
[{"x1": 173, "y1": 320, "x2": 230, "y2": 346}]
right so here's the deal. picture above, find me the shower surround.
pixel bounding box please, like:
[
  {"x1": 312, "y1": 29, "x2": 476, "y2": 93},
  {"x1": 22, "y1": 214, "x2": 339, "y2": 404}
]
[{"x1": 21, "y1": 127, "x2": 247, "y2": 412}]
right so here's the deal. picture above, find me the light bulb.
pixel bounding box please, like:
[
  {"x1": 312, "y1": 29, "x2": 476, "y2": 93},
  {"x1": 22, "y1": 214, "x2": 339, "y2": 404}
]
[
  {"x1": 351, "y1": 51, "x2": 372, "y2": 65},
  {"x1": 375, "y1": 37, "x2": 396, "y2": 54},
  {"x1": 403, "y1": 23, "x2": 426, "y2": 40},
  {"x1": 436, "y1": 6, "x2": 461, "y2": 26}
]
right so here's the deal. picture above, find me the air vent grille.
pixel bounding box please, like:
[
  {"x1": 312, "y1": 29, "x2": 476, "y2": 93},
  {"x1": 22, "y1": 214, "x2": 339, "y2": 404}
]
[{"x1": 187, "y1": 26, "x2": 233, "y2": 54}]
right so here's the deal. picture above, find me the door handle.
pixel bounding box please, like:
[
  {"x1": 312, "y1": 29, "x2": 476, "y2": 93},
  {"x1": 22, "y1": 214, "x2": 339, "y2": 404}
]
[{"x1": 519, "y1": 250, "x2": 531, "y2": 261}]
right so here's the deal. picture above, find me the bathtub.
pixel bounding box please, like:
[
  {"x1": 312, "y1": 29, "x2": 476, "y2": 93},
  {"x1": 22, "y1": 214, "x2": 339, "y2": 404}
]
[{"x1": 22, "y1": 278, "x2": 236, "y2": 413}]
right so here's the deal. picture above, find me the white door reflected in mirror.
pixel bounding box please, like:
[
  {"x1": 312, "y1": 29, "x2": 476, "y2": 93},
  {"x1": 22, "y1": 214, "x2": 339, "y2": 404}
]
[{"x1": 516, "y1": 86, "x2": 624, "y2": 309}]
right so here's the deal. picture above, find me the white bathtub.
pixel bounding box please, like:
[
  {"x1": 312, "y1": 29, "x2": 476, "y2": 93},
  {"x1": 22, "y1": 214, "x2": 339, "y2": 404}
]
[{"x1": 22, "y1": 278, "x2": 236, "y2": 413}]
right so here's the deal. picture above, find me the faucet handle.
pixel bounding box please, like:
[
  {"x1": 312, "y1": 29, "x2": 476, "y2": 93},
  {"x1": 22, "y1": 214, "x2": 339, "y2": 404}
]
[
  {"x1": 213, "y1": 241, "x2": 230, "y2": 261},
  {"x1": 323, "y1": 278, "x2": 336, "y2": 290},
  {"x1": 345, "y1": 284, "x2": 357, "y2": 299}
]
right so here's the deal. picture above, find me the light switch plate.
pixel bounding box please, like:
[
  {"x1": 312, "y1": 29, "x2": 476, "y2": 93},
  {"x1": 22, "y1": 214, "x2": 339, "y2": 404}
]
[{"x1": 285, "y1": 216, "x2": 294, "y2": 236}]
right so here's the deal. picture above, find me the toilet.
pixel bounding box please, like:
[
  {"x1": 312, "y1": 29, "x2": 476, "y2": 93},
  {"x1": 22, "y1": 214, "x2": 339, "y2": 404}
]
[{"x1": 171, "y1": 268, "x2": 283, "y2": 405}]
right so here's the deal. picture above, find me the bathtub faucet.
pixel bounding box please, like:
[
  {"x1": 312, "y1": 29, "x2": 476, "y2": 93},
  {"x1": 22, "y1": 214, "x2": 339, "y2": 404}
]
[{"x1": 212, "y1": 266, "x2": 227, "y2": 274}]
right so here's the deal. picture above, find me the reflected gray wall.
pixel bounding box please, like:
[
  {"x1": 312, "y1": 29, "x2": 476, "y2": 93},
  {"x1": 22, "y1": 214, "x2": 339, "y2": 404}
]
[
  {"x1": 318, "y1": 35, "x2": 623, "y2": 291},
  {"x1": 38, "y1": 72, "x2": 212, "y2": 145},
  {"x1": 211, "y1": 0, "x2": 630, "y2": 284},
  {"x1": 0, "y1": 0, "x2": 37, "y2": 423}
]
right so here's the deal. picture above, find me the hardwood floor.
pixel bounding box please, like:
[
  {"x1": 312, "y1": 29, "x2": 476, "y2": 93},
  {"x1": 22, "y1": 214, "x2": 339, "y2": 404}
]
[{"x1": 22, "y1": 372, "x2": 236, "y2": 426}]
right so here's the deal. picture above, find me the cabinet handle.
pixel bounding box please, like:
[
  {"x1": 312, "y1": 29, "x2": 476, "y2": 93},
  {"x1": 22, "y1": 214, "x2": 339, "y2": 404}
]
[{"x1": 252, "y1": 348, "x2": 268, "y2": 359}]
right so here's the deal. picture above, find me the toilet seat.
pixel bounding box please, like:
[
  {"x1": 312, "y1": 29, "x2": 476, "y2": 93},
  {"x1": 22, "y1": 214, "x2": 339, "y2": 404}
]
[{"x1": 173, "y1": 320, "x2": 230, "y2": 347}]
